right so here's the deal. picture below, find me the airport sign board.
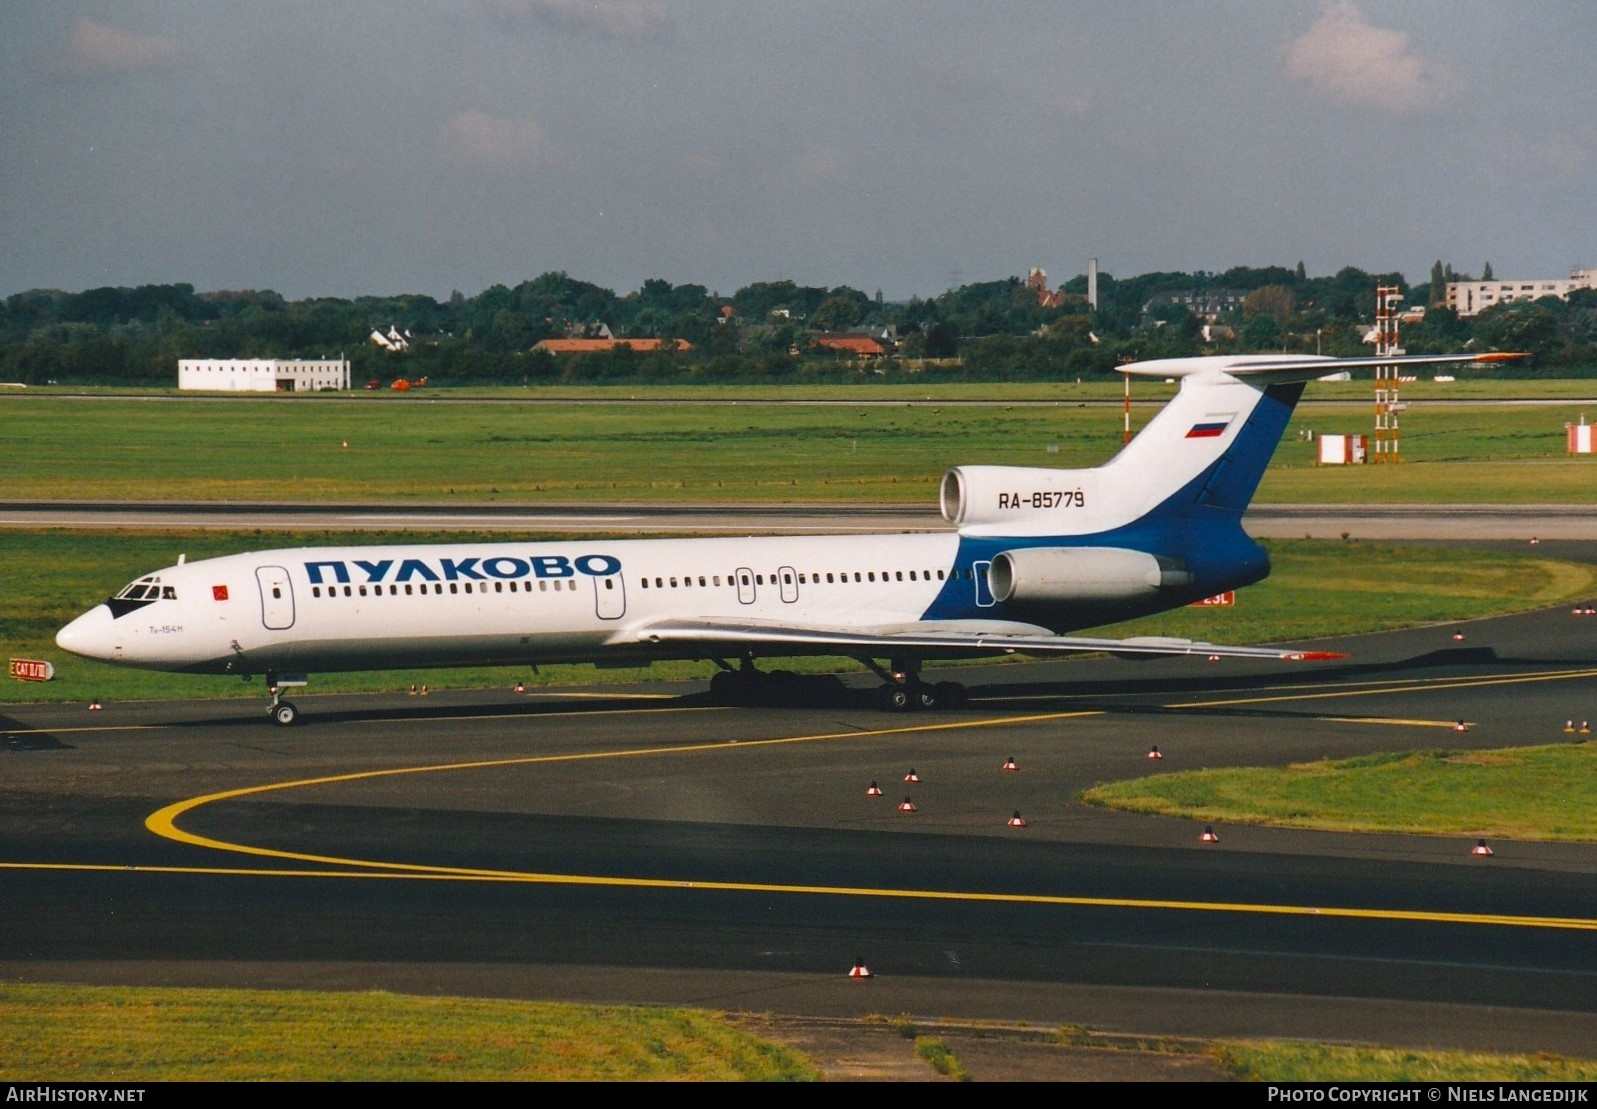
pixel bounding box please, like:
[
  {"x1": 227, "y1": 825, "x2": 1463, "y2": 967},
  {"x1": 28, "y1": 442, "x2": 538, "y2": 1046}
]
[{"x1": 9, "y1": 658, "x2": 54, "y2": 681}]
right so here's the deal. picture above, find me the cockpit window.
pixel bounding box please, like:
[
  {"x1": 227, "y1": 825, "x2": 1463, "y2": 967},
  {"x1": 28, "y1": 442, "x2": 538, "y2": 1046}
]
[{"x1": 115, "y1": 575, "x2": 175, "y2": 602}]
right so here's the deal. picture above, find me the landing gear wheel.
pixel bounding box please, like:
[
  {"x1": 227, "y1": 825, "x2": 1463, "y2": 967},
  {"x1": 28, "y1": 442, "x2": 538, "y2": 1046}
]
[
  {"x1": 271, "y1": 701, "x2": 299, "y2": 727},
  {"x1": 913, "y1": 683, "x2": 940, "y2": 710},
  {"x1": 877, "y1": 684, "x2": 912, "y2": 712}
]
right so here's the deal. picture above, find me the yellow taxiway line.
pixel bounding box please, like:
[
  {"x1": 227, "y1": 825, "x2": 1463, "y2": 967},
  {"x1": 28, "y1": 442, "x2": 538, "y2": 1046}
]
[{"x1": 4, "y1": 857, "x2": 1592, "y2": 934}]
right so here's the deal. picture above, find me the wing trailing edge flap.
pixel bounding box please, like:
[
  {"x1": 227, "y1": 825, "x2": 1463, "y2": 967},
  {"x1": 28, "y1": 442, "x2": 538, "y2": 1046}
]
[{"x1": 619, "y1": 618, "x2": 1348, "y2": 662}]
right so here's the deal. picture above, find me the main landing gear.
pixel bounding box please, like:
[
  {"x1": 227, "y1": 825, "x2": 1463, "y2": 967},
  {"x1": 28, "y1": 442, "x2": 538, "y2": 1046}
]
[
  {"x1": 708, "y1": 660, "x2": 847, "y2": 707},
  {"x1": 706, "y1": 657, "x2": 967, "y2": 712},
  {"x1": 864, "y1": 659, "x2": 967, "y2": 713}
]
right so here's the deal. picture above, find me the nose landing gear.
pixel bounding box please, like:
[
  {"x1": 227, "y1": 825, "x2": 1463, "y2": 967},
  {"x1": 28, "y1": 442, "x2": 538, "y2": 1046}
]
[{"x1": 264, "y1": 670, "x2": 309, "y2": 726}]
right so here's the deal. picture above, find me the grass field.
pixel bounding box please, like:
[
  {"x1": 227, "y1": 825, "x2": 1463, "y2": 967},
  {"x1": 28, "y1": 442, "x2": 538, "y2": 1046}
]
[
  {"x1": 14, "y1": 376, "x2": 1597, "y2": 401},
  {"x1": 0, "y1": 985, "x2": 821, "y2": 1082},
  {"x1": 2, "y1": 983, "x2": 1591, "y2": 1082},
  {"x1": 1084, "y1": 742, "x2": 1597, "y2": 840},
  {"x1": 4, "y1": 387, "x2": 1597, "y2": 503}
]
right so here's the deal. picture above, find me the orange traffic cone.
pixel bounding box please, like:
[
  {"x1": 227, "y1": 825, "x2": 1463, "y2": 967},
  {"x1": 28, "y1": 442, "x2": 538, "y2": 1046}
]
[
  {"x1": 1147, "y1": 745, "x2": 1163, "y2": 760},
  {"x1": 1472, "y1": 839, "x2": 1494, "y2": 857},
  {"x1": 1002, "y1": 756, "x2": 1018, "y2": 772},
  {"x1": 866, "y1": 781, "x2": 883, "y2": 797},
  {"x1": 1453, "y1": 719, "x2": 1469, "y2": 733},
  {"x1": 848, "y1": 959, "x2": 872, "y2": 979},
  {"x1": 1199, "y1": 825, "x2": 1219, "y2": 843},
  {"x1": 904, "y1": 769, "x2": 919, "y2": 783},
  {"x1": 898, "y1": 796, "x2": 916, "y2": 812},
  {"x1": 1007, "y1": 811, "x2": 1026, "y2": 828}
]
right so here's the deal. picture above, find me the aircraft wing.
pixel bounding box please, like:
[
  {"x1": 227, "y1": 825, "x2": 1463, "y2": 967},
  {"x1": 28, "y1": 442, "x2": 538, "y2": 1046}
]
[{"x1": 623, "y1": 618, "x2": 1347, "y2": 662}]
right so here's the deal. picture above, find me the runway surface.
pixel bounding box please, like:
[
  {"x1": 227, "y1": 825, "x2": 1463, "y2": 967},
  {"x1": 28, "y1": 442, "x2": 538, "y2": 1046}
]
[
  {"x1": 3, "y1": 599, "x2": 1596, "y2": 1059},
  {"x1": 4, "y1": 499, "x2": 1597, "y2": 539}
]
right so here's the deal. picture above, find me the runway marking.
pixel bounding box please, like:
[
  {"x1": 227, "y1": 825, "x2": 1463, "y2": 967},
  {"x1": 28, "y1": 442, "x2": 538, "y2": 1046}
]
[
  {"x1": 520, "y1": 691, "x2": 677, "y2": 700},
  {"x1": 4, "y1": 858, "x2": 1593, "y2": 934},
  {"x1": 0, "y1": 724, "x2": 164, "y2": 736},
  {"x1": 24, "y1": 665, "x2": 1587, "y2": 939},
  {"x1": 1327, "y1": 716, "x2": 1472, "y2": 729},
  {"x1": 123, "y1": 704, "x2": 1597, "y2": 937},
  {"x1": 146, "y1": 706, "x2": 1107, "y2": 858},
  {"x1": 1165, "y1": 666, "x2": 1597, "y2": 711}
]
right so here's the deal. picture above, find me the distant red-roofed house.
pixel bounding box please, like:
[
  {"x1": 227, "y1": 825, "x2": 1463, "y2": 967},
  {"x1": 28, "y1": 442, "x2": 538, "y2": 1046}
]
[
  {"x1": 813, "y1": 335, "x2": 886, "y2": 359},
  {"x1": 533, "y1": 338, "x2": 692, "y2": 355}
]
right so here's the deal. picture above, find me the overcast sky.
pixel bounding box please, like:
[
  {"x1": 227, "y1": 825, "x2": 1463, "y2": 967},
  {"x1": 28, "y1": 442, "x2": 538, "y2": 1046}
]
[{"x1": 3, "y1": 2, "x2": 1593, "y2": 302}]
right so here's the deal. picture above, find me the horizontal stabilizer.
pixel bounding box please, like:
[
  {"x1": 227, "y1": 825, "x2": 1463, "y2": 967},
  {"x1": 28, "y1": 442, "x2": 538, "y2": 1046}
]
[{"x1": 1119, "y1": 352, "x2": 1526, "y2": 383}]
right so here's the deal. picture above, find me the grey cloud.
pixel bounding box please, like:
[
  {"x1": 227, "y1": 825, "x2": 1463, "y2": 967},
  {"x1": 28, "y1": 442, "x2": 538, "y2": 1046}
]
[{"x1": 479, "y1": 0, "x2": 672, "y2": 41}]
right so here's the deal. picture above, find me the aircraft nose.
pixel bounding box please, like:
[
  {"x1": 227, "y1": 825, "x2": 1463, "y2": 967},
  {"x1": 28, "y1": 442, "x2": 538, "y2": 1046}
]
[{"x1": 56, "y1": 605, "x2": 117, "y2": 661}]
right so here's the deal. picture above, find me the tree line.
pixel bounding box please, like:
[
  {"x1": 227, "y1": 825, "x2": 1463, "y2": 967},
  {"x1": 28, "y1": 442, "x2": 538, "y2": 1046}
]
[{"x1": 2, "y1": 262, "x2": 1593, "y2": 387}]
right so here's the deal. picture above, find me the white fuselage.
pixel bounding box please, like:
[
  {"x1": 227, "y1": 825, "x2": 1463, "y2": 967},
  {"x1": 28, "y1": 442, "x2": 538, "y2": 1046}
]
[{"x1": 57, "y1": 531, "x2": 977, "y2": 676}]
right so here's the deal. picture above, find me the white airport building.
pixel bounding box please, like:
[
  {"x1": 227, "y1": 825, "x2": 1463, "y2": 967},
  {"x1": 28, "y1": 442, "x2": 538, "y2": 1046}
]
[
  {"x1": 1446, "y1": 269, "x2": 1597, "y2": 317},
  {"x1": 178, "y1": 358, "x2": 351, "y2": 392}
]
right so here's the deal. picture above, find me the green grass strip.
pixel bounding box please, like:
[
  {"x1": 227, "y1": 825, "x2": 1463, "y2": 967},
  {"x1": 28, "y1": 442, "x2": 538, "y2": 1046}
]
[
  {"x1": 1084, "y1": 742, "x2": 1597, "y2": 840},
  {"x1": 0, "y1": 984, "x2": 820, "y2": 1082},
  {"x1": 1214, "y1": 1040, "x2": 1597, "y2": 1082},
  {"x1": 7, "y1": 389, "x2": 1597, "y2": 503}
]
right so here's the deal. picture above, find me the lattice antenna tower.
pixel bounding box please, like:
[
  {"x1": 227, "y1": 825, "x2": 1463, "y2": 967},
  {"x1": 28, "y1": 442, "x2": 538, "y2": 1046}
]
[{"x1": 1373, "y1": 285, "x2": 1403, "y2": 463}]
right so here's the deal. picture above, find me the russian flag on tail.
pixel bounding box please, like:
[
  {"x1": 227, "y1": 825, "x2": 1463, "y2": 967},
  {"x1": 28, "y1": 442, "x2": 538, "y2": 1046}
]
[{"x1": 1186, "y1": 420, "x2": 1230, "y2": 439}]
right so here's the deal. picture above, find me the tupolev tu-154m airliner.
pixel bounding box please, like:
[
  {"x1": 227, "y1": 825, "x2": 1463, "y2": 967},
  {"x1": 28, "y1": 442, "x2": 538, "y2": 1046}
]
[{"x1": 56, "y1": 352, "x2": 1519, "y2": 725}]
